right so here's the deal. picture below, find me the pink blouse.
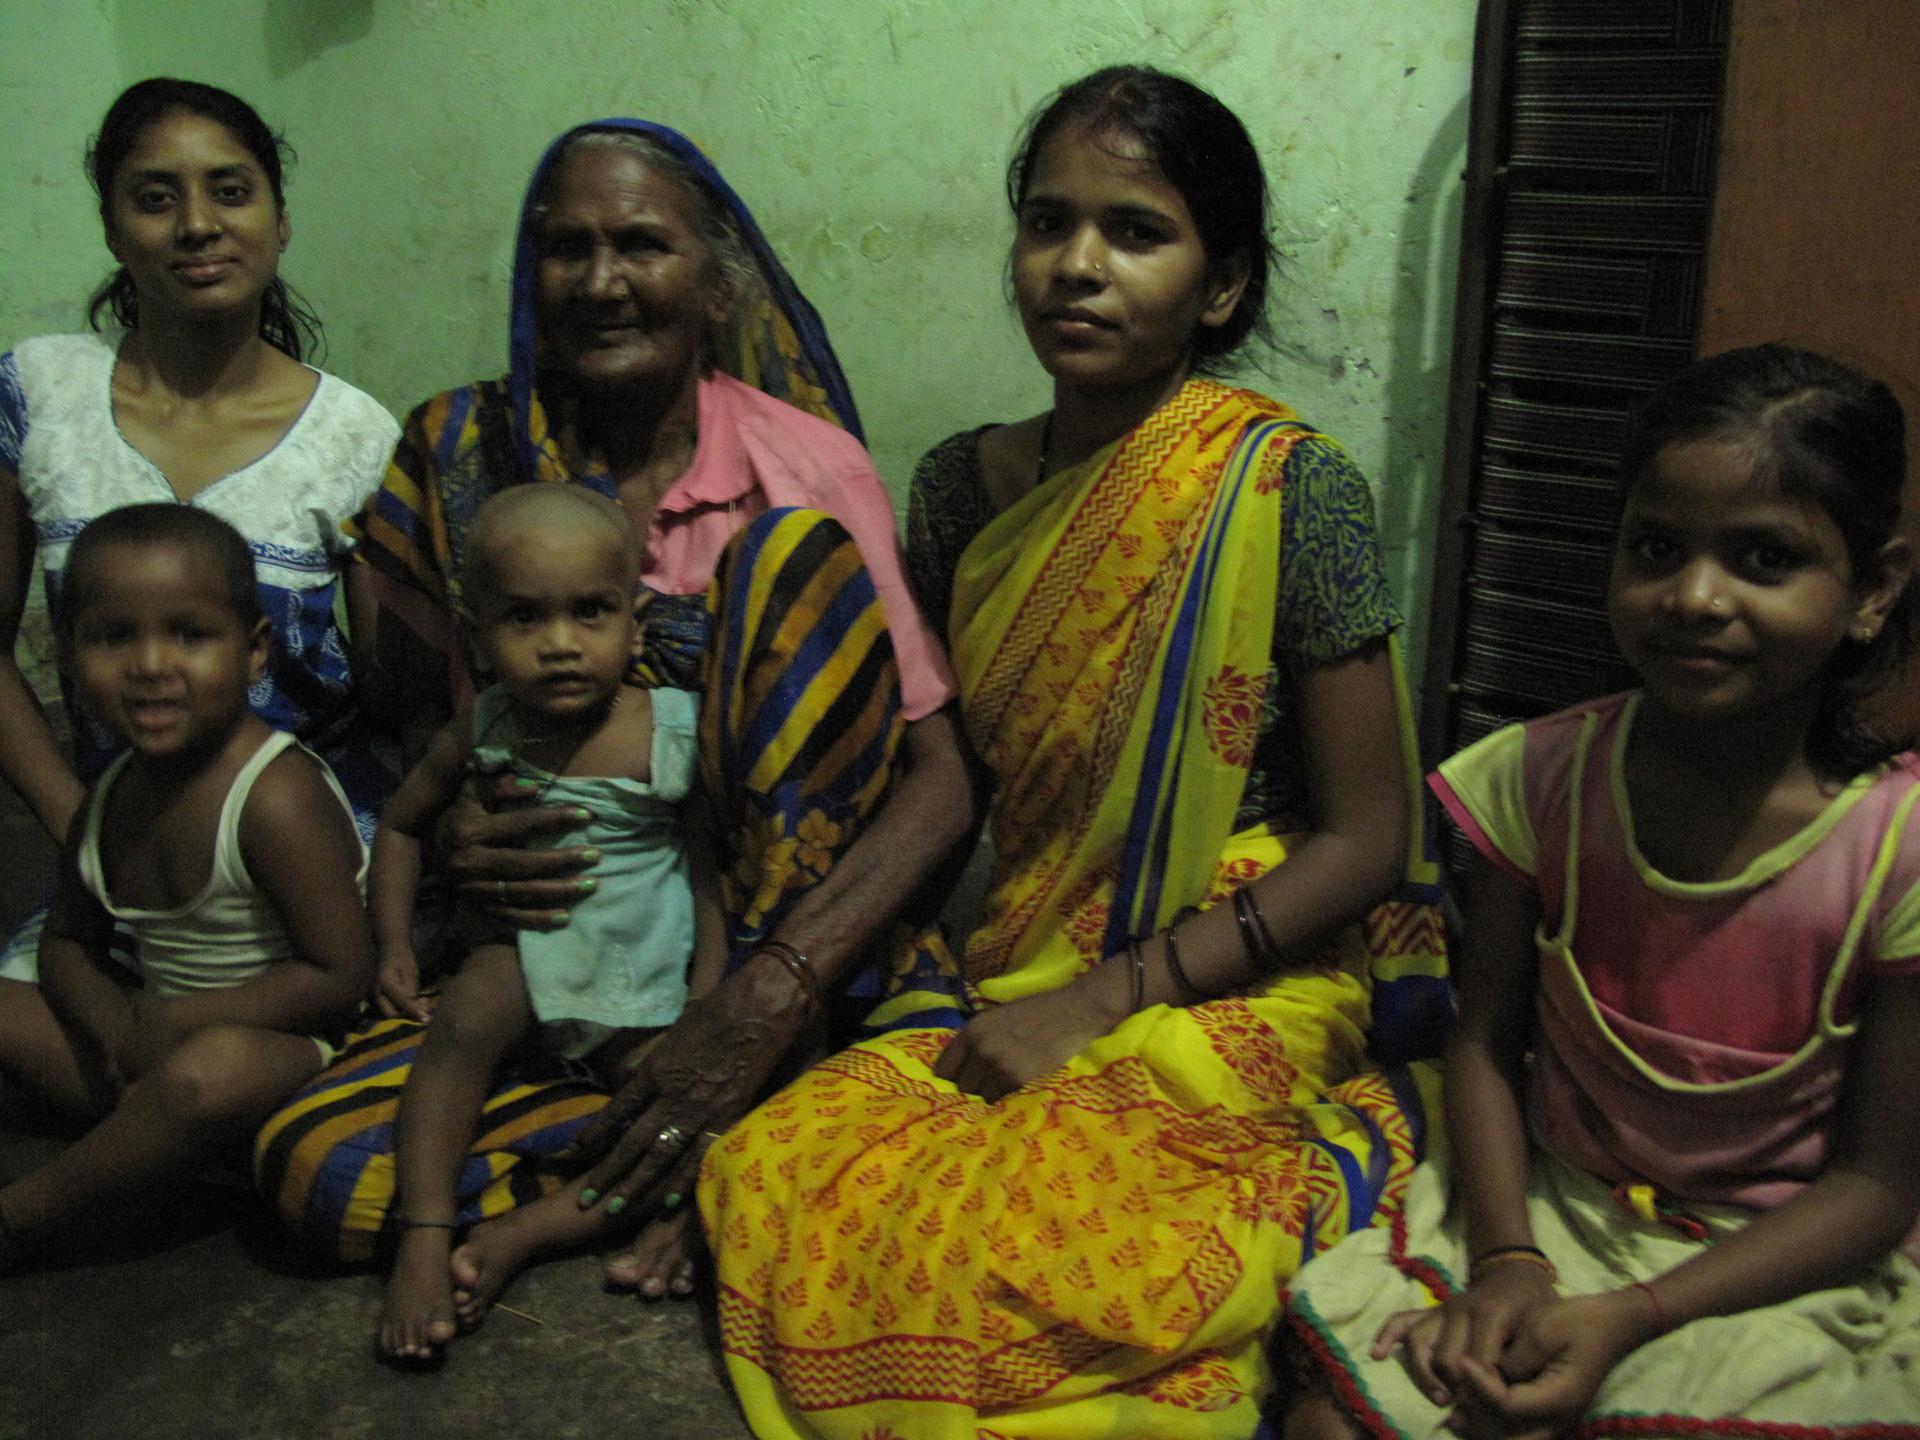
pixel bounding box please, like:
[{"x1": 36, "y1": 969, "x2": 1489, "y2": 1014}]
[{"x1": 640, "y1": 373, "x2": 955, "y2": 721}]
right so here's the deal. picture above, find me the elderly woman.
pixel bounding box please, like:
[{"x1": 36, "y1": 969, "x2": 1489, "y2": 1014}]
[{"x1": 254, "y1": 120, "x2": 972, "y2": 1310}]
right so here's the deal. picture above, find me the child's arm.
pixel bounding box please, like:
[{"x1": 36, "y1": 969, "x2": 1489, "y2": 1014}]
[
  {"x1": 1371, "y1": 850, "x2": 1550, "y2": 1406},
  {"x1": 1648, "y1": 972, "x2": 1920, "y2": 1304},
  {"x1": 1458, "y1": 970, "x2": 1920, "y2": 1433},
  {"x1": 683, "y1": 780, "x2": 729, "y2": 1001},
  {"x1": 125, "y1": 748, "x2": 376, "y2": 1057},
  {"x1": 370, "y1": 716, "x2": 474, "y2": 1020},
  {"x1": 37, "y1": 803, "x2": 137, "y2": 1093}
]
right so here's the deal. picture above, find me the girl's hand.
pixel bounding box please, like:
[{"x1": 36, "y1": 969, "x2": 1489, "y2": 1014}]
[
  {"x1": 1445, "y1": 1289, "x2": 1652, "y2": 1439},
  {"x1": 376, "y1": 947, "x2": 430, "y2": 1022},
  {"x1": 1372, "y1": 1261, "x2": 1558, "y2": 1408},
  {"x1": 933, "y1": 964, "x2": 1129, "y2": 1102}
]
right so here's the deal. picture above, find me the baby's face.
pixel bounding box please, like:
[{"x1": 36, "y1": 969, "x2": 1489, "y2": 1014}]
[
  {"x1": 65, "y1": 539, "x2": 269, "y2": 767},
  {"x1": 473, "y1": 529, "x2": 637, "y2": 720}
]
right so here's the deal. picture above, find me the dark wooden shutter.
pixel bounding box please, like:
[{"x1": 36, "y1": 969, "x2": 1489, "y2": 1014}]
[{"x1": 1420, "y1": 0, "x2": 1733, "y2": 778}]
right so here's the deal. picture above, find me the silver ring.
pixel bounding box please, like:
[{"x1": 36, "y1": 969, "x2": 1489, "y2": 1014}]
[
  {"x1": 496, "y1": 880, "x2": 507, "y2": 905},
  {"x1": 655, "y1": 1123, "x2": 688, "y2": 1151}
]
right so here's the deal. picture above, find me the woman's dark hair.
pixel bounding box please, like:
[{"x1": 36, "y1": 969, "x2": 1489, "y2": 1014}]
[
  {"x1": 1621, "y1": 342, "x2": 1913, "y2": 777},
  {"x1": 85, "y1": 77, "x2": 322, "y2": 361},
  {"x1": 1005, "y1": 65, "x2": 1277, "y2": 371},
  {"x1": 62, "y1": 503, "x2": 264, "y2": 634}
]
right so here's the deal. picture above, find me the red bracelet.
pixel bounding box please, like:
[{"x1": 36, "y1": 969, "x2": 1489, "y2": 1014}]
[{"x1": 1629, "y1": 1279, "x2": 1670, "y2": 1334}]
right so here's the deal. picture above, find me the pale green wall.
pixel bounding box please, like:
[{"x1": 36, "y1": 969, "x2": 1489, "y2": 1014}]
[
  {"x1": 3, "y1": 0, "x2": 1473, "y2": 687},
  {"x1": 1, "y1": 1, "x2": 120, "y2": 338}
]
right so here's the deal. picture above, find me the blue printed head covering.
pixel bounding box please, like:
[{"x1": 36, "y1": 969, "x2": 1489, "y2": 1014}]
[{"x1": 506, "y1": 118, "x2": 863, "y2": 487}]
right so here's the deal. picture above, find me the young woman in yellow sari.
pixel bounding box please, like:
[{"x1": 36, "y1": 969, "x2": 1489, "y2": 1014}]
[{"x1": 701, "y1": 66, "x2": 1448, "y2": 1438}]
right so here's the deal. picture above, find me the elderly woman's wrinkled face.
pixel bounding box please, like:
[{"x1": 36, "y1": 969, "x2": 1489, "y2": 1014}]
[{"x1": 534, "y1": 146, "x2": 727, "y2": 397}]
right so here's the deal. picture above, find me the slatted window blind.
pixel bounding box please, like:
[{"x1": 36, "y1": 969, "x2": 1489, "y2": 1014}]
[{"x1": 1422, "y1": 0, "x2": 1733, "y2": 788}]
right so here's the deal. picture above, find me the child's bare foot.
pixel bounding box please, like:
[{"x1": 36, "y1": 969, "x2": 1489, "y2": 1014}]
[
  {"x1": 450, "y1": 1189, "x2": 603, "y2": 1326},
  {"x1": 604, "y1": 1207, "x2": 704, "y2": 1299},
  {"x1": 378, "y1": 1223, "x2": 460, "y2": 1360}
]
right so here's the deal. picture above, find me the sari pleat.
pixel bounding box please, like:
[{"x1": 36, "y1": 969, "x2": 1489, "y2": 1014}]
[{"x1": 704, "y1": 380, "x2": 1448, "y2": 1438}]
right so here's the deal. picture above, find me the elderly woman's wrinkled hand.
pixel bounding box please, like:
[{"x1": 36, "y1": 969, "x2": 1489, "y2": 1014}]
[
  {"x1": 439, "y1": 771, "x2": 601, "y2": 931},
  {"x1": 565, "y1": 955, "x2": 817, "y2": 1217}
]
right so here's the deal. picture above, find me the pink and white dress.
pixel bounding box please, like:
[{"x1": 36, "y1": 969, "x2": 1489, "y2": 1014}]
[{"x1": 1283, "y1": 692, "x2": 1920, "y2": 1437}]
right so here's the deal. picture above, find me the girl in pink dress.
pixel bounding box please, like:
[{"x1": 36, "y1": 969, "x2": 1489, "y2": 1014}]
[{"x1": 1282, "y1": 344, "x2": 1920, "y2": 1437}]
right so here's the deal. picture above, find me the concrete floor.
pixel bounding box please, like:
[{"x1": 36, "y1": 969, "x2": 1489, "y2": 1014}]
[{"x1": 0, "y1": 781, "x2": 754, "y2": 1440}]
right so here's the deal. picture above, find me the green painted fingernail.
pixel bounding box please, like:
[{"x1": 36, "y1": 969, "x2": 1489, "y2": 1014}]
[
  {"x1": 515, "y1": 777, "x2": 541, "y2": 791},
  {"x1": 573, "y1": 812, "x2": 594, "y2": 825},
  {"x1": 579, "y1": 845, "x2": 601, "y2": 861},
  {"x1": 663, "y1": 1192, "x2": 683, "y2": 1210},
  {"x1": 578, "y1": 877, "x2": 597, "y2": 893},
  {"x1": 578, "y1": 1188, "x2": 598, "y2": 1209},
  {"x1": 606, "y1": 1196, "x2": 626, "y2": 1215}
]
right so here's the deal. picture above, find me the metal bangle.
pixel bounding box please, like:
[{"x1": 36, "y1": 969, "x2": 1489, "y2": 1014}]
[
  {"x1": 1161, "y1": 926, "x2": 1204, "y2": 1004},
  {"x1": 1231, "y1": 887, "x2": 1276, "y2": 969},
  {"x1": 754, "y1": 940, "x2": 824, "y2": 1016},
  {"x1": 1471, "y1": 1248, "x2": 1559, "y2": 1285},
  {"x1": 1242, "y1": 887, "x2": 1280, "y2": 957},
  {"x1": 1127, "y1": 940, "x2": 1146, "y2": 1014}
]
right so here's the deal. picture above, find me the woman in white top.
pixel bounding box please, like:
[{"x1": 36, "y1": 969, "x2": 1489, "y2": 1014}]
[{"x1": 0, "y1": 78, "x2": 398, "y2": 1105}]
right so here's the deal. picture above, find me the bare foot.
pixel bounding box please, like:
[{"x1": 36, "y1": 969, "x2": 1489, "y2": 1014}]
[
  {"x1": 449, "y1": 1190, "x2": 598, "y2": 1327},
  {"x1": 449, "y1": 1211, "x2": 538, "y2": 1326},
  {"x1": 378, "y1": 1226, "x2": 459, "y2": 1360},
  {"x1": 604, "y1": 1207, "x2": 704, "y2": 1299}
]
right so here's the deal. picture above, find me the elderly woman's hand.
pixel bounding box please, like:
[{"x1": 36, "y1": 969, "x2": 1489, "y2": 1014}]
[
  {"x1": 439, "y1": 772, "x2": 601, "y2": 931},
  {"x1": 566, "y1": 951, "x2": 818, "y2": 1216}
]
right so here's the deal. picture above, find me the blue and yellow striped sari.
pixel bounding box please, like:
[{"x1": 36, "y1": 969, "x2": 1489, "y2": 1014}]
[
  {"x1": 256, "y1": 509, "x2": 965, "y2": 1259},
  {"x1": 253, "y1": 118, "x2": 960, "y2": 1261}
]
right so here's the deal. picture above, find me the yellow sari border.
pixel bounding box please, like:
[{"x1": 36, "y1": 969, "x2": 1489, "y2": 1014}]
[{"x1": 951, "y1": 379, "x2": 1301, "y2": 999}]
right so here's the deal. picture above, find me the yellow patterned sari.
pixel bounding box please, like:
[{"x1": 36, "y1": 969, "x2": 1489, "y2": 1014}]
[{"x1": 703, "y1": 380, "x2": 1447, "y2": 1438}]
